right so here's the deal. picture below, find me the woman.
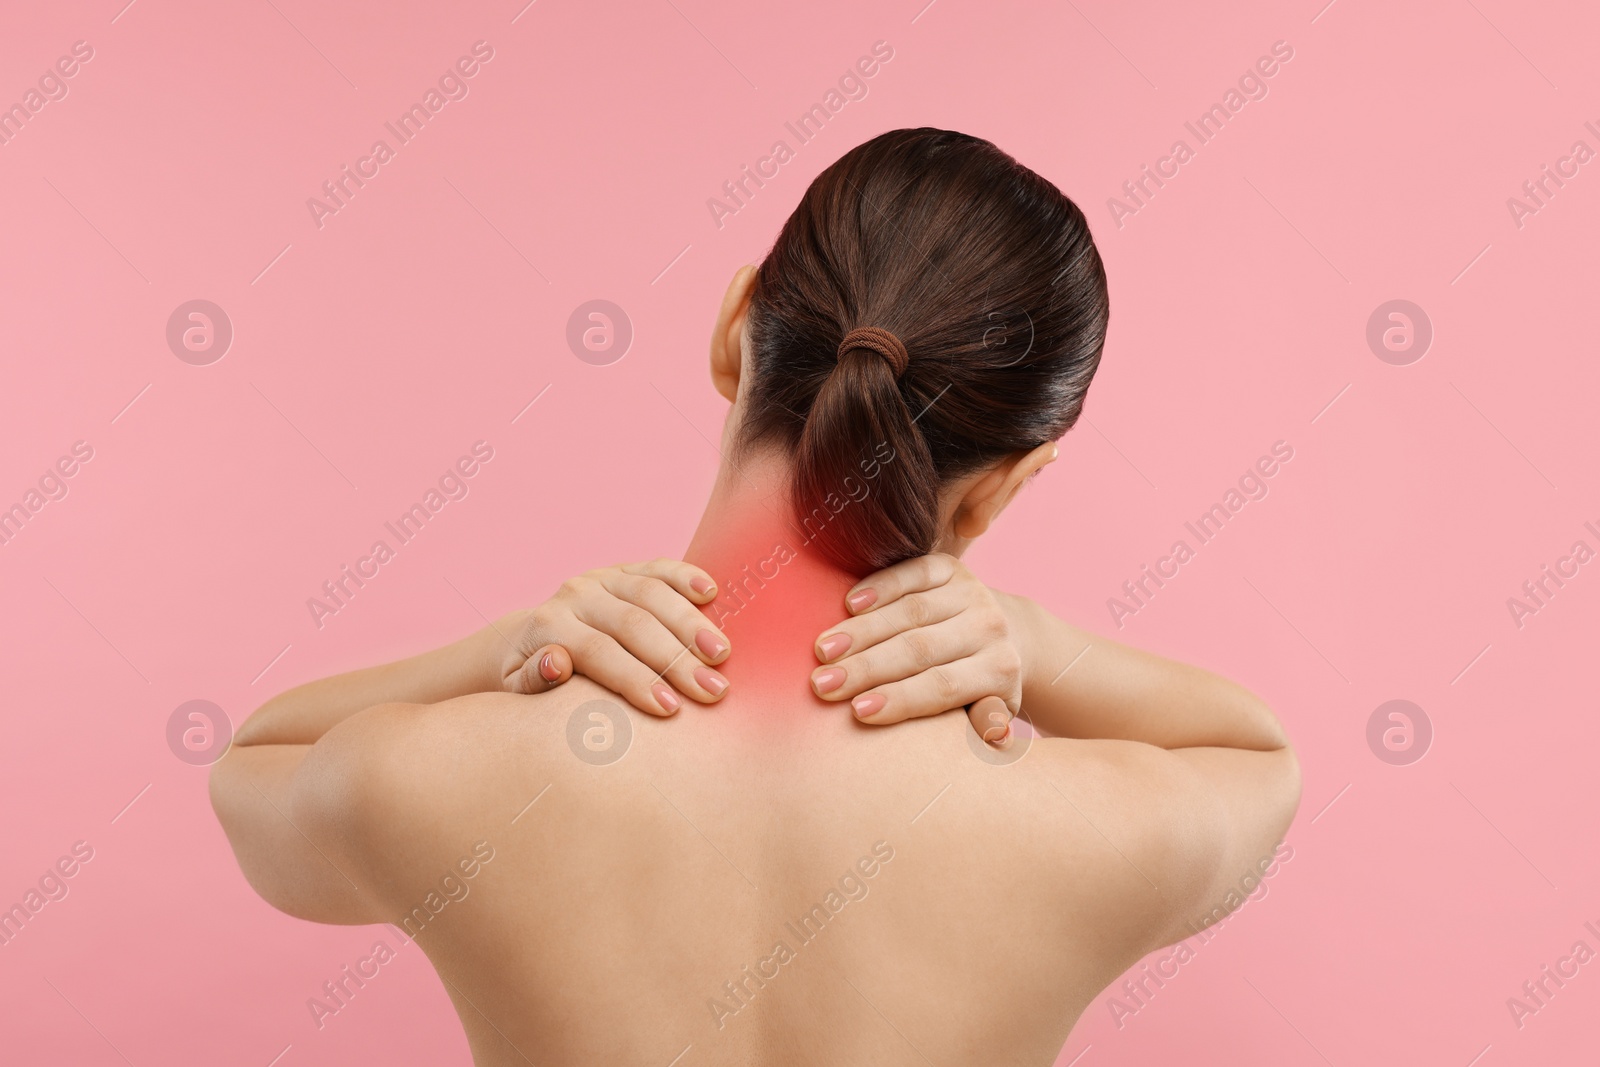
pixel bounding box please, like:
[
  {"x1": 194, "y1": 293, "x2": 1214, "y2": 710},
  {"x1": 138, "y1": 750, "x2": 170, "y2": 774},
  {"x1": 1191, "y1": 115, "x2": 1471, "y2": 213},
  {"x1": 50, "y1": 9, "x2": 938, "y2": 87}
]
[{"x1": 212, "y1": 128, "x2": 1299, "y2": 1066}]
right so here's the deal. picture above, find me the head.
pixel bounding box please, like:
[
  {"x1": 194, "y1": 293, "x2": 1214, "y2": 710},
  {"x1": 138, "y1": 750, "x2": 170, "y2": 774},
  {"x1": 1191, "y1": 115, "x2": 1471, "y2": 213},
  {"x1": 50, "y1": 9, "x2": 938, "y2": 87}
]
[{"x1": 710, "y1": 127, "x2": 1109, "y2": 574}]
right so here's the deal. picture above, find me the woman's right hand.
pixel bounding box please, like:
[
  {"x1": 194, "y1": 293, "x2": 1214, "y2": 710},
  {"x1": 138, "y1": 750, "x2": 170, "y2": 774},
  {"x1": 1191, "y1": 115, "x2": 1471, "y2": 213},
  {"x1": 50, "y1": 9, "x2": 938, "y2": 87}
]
[{"x1": 496, "y1": 559, "x2": 731, "y2": 716}]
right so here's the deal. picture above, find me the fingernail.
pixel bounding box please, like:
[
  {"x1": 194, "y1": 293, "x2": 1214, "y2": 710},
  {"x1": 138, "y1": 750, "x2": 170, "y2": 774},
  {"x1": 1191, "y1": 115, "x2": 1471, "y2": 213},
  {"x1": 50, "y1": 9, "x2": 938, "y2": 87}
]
[
  {"x1": 982, "y1": 722, "x2": 1007, "y2": 743},
  {"x1": 812, "y1": 668, "x2": 846, "y2": 695},
  {"x1": 651, "y1": 683, "x2": 681, "y2": 713},
  {"x1": 694, "y1": 666, "x2": 728, "y2": 697},
  {"x1": 538, "y1": 653, "x2": 560, "y2": 682},
  {"x1": 695, "y1": 629, "x2": 728, "y2": 660},
  {"x1": 846, "y1": 589, "x2": 877, "y2": 613},
  {"x1": 690, "y1": 575, "x2": 716, "y2": 596},
  {"x1": 852, "y1": 693, "x2": 886, "y2": 719},
  {"x1": 817, "y1": 633, "x2": 851, "y2": 661}
]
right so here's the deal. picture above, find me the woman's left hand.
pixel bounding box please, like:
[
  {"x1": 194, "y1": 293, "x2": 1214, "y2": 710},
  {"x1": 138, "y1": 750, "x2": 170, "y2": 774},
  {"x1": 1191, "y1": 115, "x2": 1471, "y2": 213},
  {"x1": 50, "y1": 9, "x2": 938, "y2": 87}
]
[{"x1": 808, "y1": 553, "x2": 1021, "y2": 745}]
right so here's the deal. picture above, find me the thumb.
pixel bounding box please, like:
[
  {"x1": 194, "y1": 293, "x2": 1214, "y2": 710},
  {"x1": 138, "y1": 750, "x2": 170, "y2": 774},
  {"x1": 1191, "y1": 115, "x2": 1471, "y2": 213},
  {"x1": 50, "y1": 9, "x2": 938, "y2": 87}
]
[
  {"x1": 967, "y1": 695, "x2": 1012, "y2": 746},
  {"x1": 515, "y1": 644, "x2": 573, "y2": 694}
]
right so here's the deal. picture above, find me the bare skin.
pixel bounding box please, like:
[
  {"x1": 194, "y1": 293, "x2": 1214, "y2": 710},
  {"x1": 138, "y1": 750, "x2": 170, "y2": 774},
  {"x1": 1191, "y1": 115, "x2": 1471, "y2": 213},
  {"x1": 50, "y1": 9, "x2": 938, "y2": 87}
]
[{"x1": 211, "y1": 267, "x2": 1301, "y2": 1065}]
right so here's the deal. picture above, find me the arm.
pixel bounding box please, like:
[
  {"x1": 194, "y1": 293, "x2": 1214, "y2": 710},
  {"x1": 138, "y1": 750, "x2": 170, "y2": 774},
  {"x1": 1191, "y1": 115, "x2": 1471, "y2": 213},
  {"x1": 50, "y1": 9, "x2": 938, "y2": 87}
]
[
  {"x1": 214, "y1": 623, "x2": 507, "y2": 923},
  {"x1": 211, "y1": 699, "x2": 458, "y2": 926},
  {"x1": 997, "y1": 591, "x2": 1300, "y2": 944},
  {"x1": 213, "y1": 558, "x2": 732, "y2": 923},
  {"x1": 1039, "y1": 733, "x2": 1300, "y2": 953},
  {"x1": 997, "y1": 590, "x2": 1288, "y2": 751},
  {"x1": 809, "y1": 554, "x2": 1300, "y2": 947},
  {"x1": 208, "y1": 737, "x2": 386, "y2": 924},
  {"x1": 232, "y1": 628, "x2": 502, "y2": 746},
  {"x1": 235, "y1": 557, "x2": 733, "y2": 747},
  {"x1": 807, "y1": 553, "x2": 1287, "y2": 754}
]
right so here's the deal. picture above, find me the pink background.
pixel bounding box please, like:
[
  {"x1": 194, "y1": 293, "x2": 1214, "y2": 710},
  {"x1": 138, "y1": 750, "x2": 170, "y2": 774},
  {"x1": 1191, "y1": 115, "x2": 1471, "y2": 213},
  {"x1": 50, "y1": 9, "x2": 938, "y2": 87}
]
[{"x1": 2, "y1": 0, "x2": 1596, "y2": 1063}]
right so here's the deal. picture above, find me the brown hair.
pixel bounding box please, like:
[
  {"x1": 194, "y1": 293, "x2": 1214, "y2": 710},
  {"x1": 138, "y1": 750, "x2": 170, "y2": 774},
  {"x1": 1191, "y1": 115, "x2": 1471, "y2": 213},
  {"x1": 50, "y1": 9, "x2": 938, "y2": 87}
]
[{"x1": 738, "y1": 127, "x2": 1110, "y2": 574}]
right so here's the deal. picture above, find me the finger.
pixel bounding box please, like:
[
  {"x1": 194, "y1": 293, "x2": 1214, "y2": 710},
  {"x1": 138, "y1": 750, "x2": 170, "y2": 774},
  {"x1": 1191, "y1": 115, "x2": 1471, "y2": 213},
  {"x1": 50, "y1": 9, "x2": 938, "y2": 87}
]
[
  {"x1": 565, "y1": 626, "x2": 691, "y2": 716},
  {"x1": 577, "y1": 591, "x2": 729, "y2": 702},
  {"x1": 603, "y1": 571, "x2": 730, "y2": 666},
  {"x1": 843, "y1": 553, "x2": 959, "y2": 615},
  {"x1": 620, "y1": 558, "x2": 720, "y2": 605},
  {"x1": 811, "y1": 614, "x2": 989, "y2": 704},
  {"x1": 967, "y1": 695, "x2": 1013, "y2": 745},
  {"x1": 814, "y1": 583, "x2": 969, "y2": 662},
  {"x1": 502, "y1": 633, "x2": 573, "y2": 694},
  {"x1": 526, "y1": 644, "x2": 573, "y2": 691},
  {"x1": 845, "y1": 647, "x2": 1021, "y2": 726}
]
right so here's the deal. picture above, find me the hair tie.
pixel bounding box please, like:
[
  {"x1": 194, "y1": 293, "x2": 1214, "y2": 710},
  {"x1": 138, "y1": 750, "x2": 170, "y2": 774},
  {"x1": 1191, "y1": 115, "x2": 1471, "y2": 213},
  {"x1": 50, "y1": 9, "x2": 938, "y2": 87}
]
[{"x1": 837, "y1": 326, "x2": 909, "y2": 379}]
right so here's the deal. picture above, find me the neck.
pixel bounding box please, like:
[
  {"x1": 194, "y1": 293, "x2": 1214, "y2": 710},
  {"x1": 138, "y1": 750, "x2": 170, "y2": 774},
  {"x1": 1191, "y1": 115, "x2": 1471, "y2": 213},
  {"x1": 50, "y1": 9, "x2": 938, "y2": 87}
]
[{"x1": 682, "y1": 452, "x2": 858, "y2": 700}]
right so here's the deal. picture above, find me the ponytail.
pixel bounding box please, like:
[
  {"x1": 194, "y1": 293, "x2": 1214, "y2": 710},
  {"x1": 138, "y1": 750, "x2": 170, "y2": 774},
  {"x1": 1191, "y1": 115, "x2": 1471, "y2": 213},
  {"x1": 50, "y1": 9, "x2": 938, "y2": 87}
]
[
  {"x1": 795, "y1": 345, "x2": 939, "y2": 571},
  {"x1": 739, "y1": 127, "x2": 1109, "y2": 575}
]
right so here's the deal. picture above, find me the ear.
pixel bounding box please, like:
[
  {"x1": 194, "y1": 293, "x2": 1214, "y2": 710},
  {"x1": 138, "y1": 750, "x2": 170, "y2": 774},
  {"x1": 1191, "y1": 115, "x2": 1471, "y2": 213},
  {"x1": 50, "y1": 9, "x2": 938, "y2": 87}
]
[
  {"x1": 951, "y1": 442, "x2": 1059, "y2": 540},
  {"x1": 710, "y1": 265, "x2": 758, "y2": 403}
]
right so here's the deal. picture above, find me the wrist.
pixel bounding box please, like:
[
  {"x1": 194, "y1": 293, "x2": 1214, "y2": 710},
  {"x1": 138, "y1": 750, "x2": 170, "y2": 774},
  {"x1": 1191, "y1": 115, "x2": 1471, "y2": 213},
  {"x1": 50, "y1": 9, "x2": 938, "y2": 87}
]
[
  {"x1": 991, "y1": 590, "x2": 1042, "y2": 700},
  {"x1": 470, "y1": 612, "x2": 527, "y2": 693}
]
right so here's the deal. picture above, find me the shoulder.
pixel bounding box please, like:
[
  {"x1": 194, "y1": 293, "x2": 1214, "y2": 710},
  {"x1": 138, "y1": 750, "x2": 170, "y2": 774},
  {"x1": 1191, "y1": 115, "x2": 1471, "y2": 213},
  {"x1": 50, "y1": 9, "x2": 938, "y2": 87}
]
[
  {"x1": 294, "y1": 688, "x2": 587, "y2": 909},
  {"x1": 302, "y1": 688, "x2": 579, "y2": 813},
  {"x1": 1018, "y1": 736, "x2": 1245, "y2": 953}
]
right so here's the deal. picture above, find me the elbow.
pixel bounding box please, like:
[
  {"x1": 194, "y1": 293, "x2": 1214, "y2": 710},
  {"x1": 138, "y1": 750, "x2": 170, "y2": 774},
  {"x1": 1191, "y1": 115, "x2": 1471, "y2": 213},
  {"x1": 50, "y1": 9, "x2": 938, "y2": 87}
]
[
  {"x1": 231, "y1": 700, "x2": 280, "y2": 747},
  {"x1": 207, "y1": 748, "x2": 239, "y2": 835},
  {"x1": 207, "y1": 746, "x2": 267, "y2": 866},
  {"x1": 1235, "y1": 691, "x2": 1301, "y2": 835},
  {"x1": 1237, "y1": 686, "x2": 1292, "y2": 752},
  {"x1": 206, "y1": 751, "x2": 264, "y2": 899},
  {"x1": 1269, "y1": 739, "x2": 1303, "y2": 842}
]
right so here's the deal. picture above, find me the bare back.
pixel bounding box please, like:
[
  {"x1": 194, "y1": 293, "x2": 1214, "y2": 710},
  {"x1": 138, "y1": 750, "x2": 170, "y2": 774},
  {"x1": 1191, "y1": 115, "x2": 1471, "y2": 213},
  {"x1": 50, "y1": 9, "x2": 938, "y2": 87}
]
[{"x1": 312, "y1": 675, "x2": 1227, "y2": 1066}]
